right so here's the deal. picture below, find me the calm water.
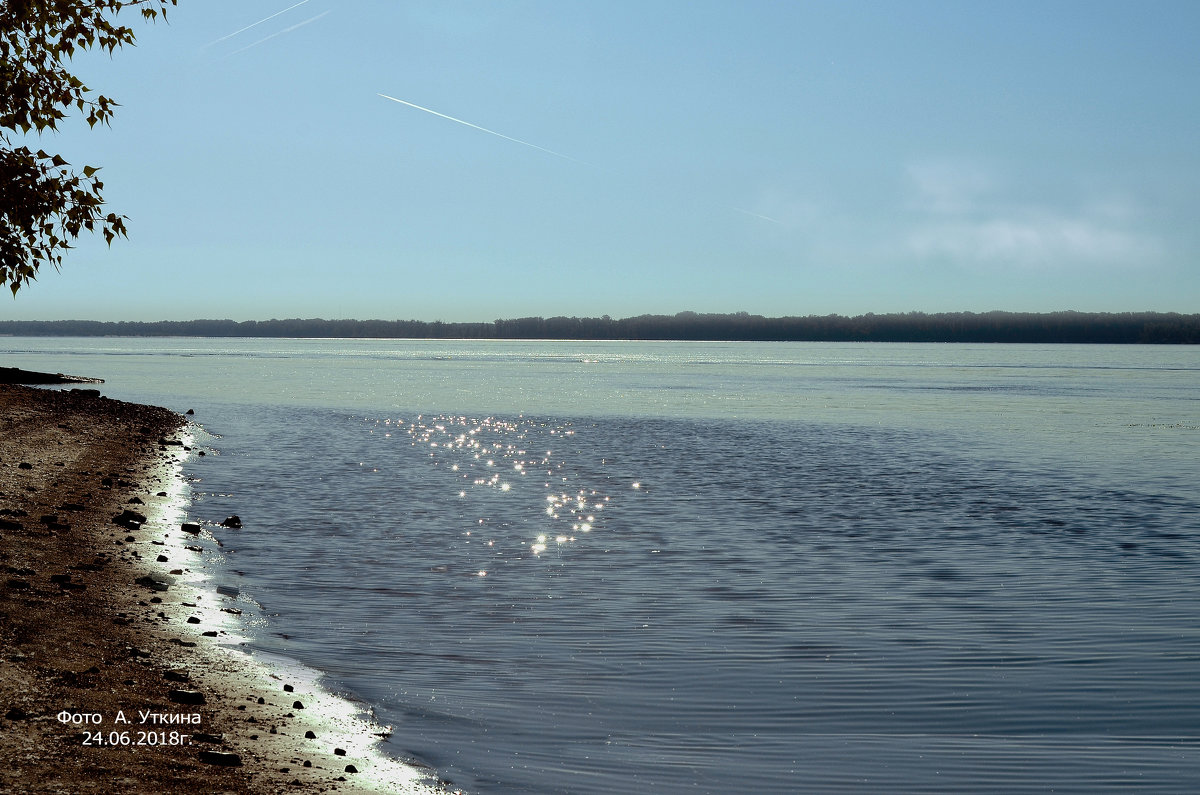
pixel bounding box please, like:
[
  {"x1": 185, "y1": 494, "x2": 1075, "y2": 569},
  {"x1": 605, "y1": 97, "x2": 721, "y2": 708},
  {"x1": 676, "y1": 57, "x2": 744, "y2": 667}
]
[{"x1": 3, "y1": 338, "x2": 1198, "y2": 793}]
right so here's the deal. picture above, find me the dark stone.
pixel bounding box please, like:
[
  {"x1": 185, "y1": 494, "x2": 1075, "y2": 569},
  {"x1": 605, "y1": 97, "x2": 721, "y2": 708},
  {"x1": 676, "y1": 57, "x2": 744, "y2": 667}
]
[
  {"x1": 202, "y1": 630, "x2": 218, "y2": 637},
  {"x1": 17, "y1": 462, "x2": 33, "y2": 470},
  {"x1": 156, "y1": 555, "x2": 169, "y2": 563},
  {"x1": 192, "y1": 732, "x2": 223, "y2": 744},
  {"x1": 283, "y1": 684, "x2": 294, "y2": 692},
  {"x1": 113, "y1": 509, "x2": 148, "y2": 530},
  {"x1": 303, "y1": 760, "x2": 312, "y2": 768},
  {"x1": 135, "y1": 574, "x2": 174, "y2": 592},
  {"x1": 164, "y1": 669, "x2": 190, "y2": 682},
  {"x1": 169, "y1": 689, "x2": 207, "y2": 705},
  {"x1": 220, "y1": 515, "x2": 243, "y2": 529},
  {"x1": 198, "y1": 750, "x2": 242, "y2": 767},
  {"x1": 5, "y1": 707, "x2": 29, "y2": 721},
  {"x1": 0, "y1": 519, "x2": 23, "y2": 531},
  {"x1": 334, "y1": 747, "x2": 346, "y2": 756},
  {"x1": 345, "y1": 764, "x2": 358, "y2": 773},
  {"x1": 292, "y1": 700, "x2": 304, "y2": 709},
  {"x1": 304, "y1": 730, "x2": 316, "y2": 739},
  {"x1": 181, "y1": 522, "x2": 202, "y2": 534},
  {"x1": 186, "y1": 409, "x2": 195, "y2": 415},
  {"x1": 186, "y1": 616, "x2": 200, "y2": 624},
  {"x1": 6, "y1": 578, "x2": 31, "y2": 590}
]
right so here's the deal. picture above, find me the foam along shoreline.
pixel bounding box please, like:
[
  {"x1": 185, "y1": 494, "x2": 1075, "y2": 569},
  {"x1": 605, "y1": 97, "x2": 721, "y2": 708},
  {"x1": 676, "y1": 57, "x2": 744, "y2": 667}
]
[{"x1": 0, "y1": 384, "x2": 449, "y2": 793}]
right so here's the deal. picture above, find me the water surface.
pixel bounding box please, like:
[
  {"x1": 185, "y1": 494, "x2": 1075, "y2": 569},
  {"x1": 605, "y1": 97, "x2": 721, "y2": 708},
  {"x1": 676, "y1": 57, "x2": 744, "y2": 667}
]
[{"x1": 3, "y1": 338, "x2": 1197, "y2": 792}]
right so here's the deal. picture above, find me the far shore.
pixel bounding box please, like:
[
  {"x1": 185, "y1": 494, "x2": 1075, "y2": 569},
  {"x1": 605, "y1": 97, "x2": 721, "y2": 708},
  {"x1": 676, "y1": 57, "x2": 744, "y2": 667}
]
[
  {"x1": 0, "y1": 384, "x2": 447, "y2": 794},
  {"x1": 2, "y1": 309, "x2": 1198, "y2": 343}
]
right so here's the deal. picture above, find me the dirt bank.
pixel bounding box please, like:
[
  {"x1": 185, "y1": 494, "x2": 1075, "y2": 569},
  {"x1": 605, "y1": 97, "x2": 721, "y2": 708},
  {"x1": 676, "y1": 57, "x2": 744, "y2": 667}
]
[{"x1": 0, "y1": 384, "x2": 447, "y2": 794}]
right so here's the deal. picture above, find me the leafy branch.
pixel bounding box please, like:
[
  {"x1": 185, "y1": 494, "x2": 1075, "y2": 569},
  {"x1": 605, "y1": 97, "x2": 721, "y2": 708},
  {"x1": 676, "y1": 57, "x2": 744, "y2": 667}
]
[{"x1": 1, "y1": 0, "x2": 176, "y2": 296}]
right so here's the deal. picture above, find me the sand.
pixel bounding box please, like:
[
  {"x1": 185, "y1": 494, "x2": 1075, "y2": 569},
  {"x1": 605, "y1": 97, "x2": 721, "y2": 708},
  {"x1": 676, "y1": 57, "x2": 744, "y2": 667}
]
[{"x1": 0, "y1": 384, "x2": 452, "y2": 794}]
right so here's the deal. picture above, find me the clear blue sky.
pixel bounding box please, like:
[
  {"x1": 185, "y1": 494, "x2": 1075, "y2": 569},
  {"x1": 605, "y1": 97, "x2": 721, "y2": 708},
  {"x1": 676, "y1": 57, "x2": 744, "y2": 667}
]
[{"x1": 6, "y1": 0, "x2": 1199, "y2": 322}]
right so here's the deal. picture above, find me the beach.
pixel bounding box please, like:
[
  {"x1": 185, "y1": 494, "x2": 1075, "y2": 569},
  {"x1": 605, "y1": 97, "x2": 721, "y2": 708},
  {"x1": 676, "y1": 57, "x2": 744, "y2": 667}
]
[{"x1": 0, "y1": 383, "x2": 445, "y2": 794}]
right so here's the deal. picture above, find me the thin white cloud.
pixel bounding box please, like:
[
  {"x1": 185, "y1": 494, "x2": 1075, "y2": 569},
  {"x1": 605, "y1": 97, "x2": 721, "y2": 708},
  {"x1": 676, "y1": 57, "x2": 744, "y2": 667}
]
[
  {"x1": 906, "y1": 159, "x2": 996, "y2": 215},
  {"x1": 907, "y1": 212, "x2": 1161, "y2": 270},
  {"x1": 903, "y1": 160, "x2": 1161, "y2": 270}
]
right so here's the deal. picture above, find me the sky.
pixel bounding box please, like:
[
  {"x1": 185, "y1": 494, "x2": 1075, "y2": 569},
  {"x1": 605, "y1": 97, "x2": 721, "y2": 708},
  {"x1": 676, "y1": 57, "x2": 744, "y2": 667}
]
[{"x1": 5, "y1": 0, "x2": 1199, "y2": 322}]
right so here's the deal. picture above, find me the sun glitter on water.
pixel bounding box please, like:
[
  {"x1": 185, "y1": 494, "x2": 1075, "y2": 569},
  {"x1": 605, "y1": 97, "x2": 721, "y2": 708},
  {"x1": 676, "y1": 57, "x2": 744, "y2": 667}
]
[{"x1": 387, "y1": 414, "x2": 631, "y2": 567}]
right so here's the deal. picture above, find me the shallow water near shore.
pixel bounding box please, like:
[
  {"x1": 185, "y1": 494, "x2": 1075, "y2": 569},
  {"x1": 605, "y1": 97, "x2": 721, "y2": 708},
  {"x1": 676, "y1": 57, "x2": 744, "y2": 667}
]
[{"x1": 4, "y1": 338, "x2": 1198, "y2": 792}]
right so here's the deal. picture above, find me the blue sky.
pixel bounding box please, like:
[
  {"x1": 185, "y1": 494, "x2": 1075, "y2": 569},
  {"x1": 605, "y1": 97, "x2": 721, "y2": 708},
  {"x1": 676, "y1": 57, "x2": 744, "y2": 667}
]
[{"x1": 6, "y1": 0, "x2": 1198, "y2": 321}]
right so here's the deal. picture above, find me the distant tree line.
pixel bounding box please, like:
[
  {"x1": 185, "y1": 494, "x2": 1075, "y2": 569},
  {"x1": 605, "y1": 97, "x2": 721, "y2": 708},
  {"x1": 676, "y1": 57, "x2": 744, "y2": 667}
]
[{"x1": 1, "y1": 311, "x2": 1197, "y2": 343}]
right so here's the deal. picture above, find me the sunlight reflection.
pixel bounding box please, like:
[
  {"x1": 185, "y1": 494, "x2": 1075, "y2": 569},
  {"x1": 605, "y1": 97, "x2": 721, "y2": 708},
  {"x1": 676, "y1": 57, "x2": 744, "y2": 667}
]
[{"x1": 397, "y1": 413, "x2": 624, "y2": 569}]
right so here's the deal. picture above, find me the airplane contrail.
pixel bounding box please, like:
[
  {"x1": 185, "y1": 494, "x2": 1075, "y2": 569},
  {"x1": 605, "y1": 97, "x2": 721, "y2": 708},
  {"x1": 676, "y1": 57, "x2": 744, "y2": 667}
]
[
  {"x1": 731, "y1": 206, "x2": 782, "y2": 224},
  {"x1": 377, "y1": 93, "x2": 587, "y2": 165},
  {"x1": 227, "y1": 10, "x2": 331, "y2": 57},
  {"x1": 378, "y1": 94, "x2": 774, "y2": 226},
  {"x1": 206, "y1": 0, "x2": 314, "y2": 47}
]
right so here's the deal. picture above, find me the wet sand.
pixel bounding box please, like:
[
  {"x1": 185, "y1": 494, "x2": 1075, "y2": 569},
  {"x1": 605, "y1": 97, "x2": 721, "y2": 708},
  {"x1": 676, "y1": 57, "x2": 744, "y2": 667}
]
[{"x1": 0, "y1": 384, "x2": 449, "y2": 794}]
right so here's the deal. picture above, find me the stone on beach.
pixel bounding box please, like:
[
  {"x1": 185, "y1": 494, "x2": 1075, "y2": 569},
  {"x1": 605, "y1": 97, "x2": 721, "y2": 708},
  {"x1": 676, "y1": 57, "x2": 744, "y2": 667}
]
[
  {"x1": 135, "y1": 574, "x2": 176, "y2": 592},
  {"x1": 198, "y1": 750, "x2": 243, "y2": 767},
  {"x1": 168, "y1": 689, "x2": 207, "y2": 705}
]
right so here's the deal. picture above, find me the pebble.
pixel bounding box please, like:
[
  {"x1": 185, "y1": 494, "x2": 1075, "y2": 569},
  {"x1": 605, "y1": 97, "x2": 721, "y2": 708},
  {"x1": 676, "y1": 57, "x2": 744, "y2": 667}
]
[
  {"x1": 169, "y1": 689, "x2": 207, "y2": 705},
  {"x1": 198, "y1": 750, "x2": 243, "y2": 767}
]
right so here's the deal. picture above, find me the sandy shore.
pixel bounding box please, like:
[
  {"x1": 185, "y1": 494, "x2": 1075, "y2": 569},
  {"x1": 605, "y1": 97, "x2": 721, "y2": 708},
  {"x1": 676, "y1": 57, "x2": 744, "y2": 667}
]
[{"x1": 0, "y1": 384, "x2": 450, "y2": 794}]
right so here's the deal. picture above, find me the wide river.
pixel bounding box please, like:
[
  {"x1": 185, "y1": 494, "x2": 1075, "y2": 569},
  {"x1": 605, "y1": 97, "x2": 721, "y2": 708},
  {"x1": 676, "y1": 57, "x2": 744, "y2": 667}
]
[{"x1": 3, "y1": 338, "x2": 1198, "y2": 793}]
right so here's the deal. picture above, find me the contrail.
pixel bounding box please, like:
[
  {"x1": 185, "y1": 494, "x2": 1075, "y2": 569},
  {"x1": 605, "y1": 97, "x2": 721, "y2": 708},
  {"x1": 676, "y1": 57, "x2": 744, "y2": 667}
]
[
  {"x1": 731, "y1": 206, "x2": 782, "y2": 224},
  {"x1": 206, "y1": 0, "x2": 314, "y2": 47},
  {"x1": 378, "y1": 93, "x2": 587, "y2": 164},
  {"x1": 227, "y1": 10, "x2": 331, "y2": 57}
]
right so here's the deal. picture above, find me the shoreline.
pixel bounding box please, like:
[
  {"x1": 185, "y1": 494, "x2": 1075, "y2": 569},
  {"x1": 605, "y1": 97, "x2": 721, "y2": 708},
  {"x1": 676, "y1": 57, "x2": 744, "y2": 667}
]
[{"x1": 0, "y1": 384, "x2": 447, "y2": 793}]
